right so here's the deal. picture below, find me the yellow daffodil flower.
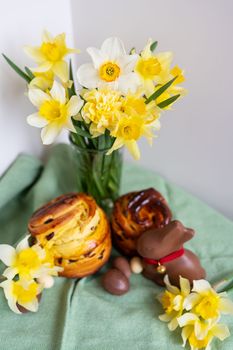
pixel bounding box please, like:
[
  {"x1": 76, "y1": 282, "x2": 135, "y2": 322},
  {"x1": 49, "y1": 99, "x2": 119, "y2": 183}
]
[
  {"x1": 77, "y1": 37, "x2": 140, "y2": 94},
  {"x1": 107, "y1": 113, "x2": 159, "y2": 160},
  {"x1": 184, "y1": 279, "x2": 233, "y2": 320},
  {"x1": 178, "y1": 313, "x2": 230, "y2": 350},
  {"x1": 158, "y1": 275, "x2": 191, "y2": 331},
  {"x1": 135, "y1": 38, "x2": 173, "y2": 97},
  {"x1": 24, "y1": 30, "x2": 79, "y2": 82},
  {"x1": 0, "y1": 236, "x2": 62, "y2": 281},
  {"x1": 0, "y1": 278, "x2": 42, "y2": 314},
  {"x1": 29, "y1": 70, "x2": 55, "y2": 91},
  {"x1": 29, "y1": 71, "x2": 73, "y2": 92},
  {"x1": 81, "y1": 88, "x2": 122, "y2": 133},
  {"x1": 27, "y1": 81, "x2": 83, "y2": 144}
]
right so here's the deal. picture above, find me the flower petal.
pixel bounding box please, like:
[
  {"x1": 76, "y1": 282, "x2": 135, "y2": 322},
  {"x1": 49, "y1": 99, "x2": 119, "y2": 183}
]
[
  {"x1": 181, "y1": 326, "x2": 193, "y2": 347},
  {"x1": 41, "y1": 123, "x2": 61, "y2": 144},
  {"x1": 50, "y1": 81, "x2": 66, "y2": 104},
  {"x1": 52, "y1": 61, "x2": 69, "y2": 82},
  {"x1": 3, "y1": 267, "x2": 18, "y2": 280},
  {"x1": 219, "y1": 298, "x2": 233, "y2": 314},
  {"x1": 177, "y1": 313, "x2": 198, "y2": 327},
  {"x1": 117, "y1": 72, "x2": 141, "y2": 94},
  {"x1": 125, "y1": 140, "x2": 140, "y2": 160},
  {"x1": 77, "y1": 63, "x2": 100, "y2": 89},
  {"x1": 0, "y1": 280, "x2": 21, "y2": 314},
  {"x1": 8, "y1": 296, "x2": 21, "y2": 314},
  {"x1": 66, "y1": 95, "x2": 83, "y2": 117},
  {"x1": 195, "y1": 320, "x2": 209, "y2": 340},
  {"x1": 24, "y1": 46, "x2": 45, "y2": 63},
  {"x1": 101, "y1": 37, "x2": 126, "y2": 61},
  {"x1": 118, "y1": 54, "x2": 138, "y2": 73},
  {"x1": 0, "y1": 245, "x2": 16, "y2": 266},
  {"x1": 211, "y1": 323, "x2": 230, "y2": 341},
  {"x1": 42, "y1": 30, "x2": 53, "y2": 42},
  {"x1": 16, "y1": 235, "x2": 30, "y2": 252},
  {"x1": 180, "y1": 276, "x2": 190, "y2": 296},
  {"x1": 168, "y1": 317, "x2": 179, "y2": 331},
  {"x1": 20, "y1": 299, "x2": 39, "y2": 313},
  {"x1": 31, "y1": 62, "x2": 53, "y2": 73},
  {"x1": 28, "y1": 88, "x2": 51, "y2": 108},
  {"x1": 27, "y1": 113, "x2": 48, "y2": 128},
  {"x1": 106, "y1": 138, "x2": 124, "y2": 155},
  {"x1": 164, "y1": 275, "x2": 180, "y2": 295},
  {"x1": 65, "y1": 117, "x2": 75, "y2": 132},
  {"x1": 158, "y1": 313, "x2": 173, "y2": 322},
  {"x1": 87, "y1": 47, "x2": 105, "y2": 69},
  {"x1": 192, "y1": 280, "x2": 212, "y2": 295},
  {"x1": 173, "y1": 295, "x2": 183, "y2": 311},
  {"x1": 183, "y1": 293, "x2": 201, "y2": 310}
]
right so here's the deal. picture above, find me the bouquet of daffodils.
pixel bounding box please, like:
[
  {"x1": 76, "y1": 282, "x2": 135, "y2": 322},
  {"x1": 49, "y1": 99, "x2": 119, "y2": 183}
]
[
  {"x1": 158, "y1": 276, "x2": 233, "y2": 350},
  {"x1": 3, "y1": 30, "x2": 186, "y2": 160},
  {"x1": 0, "y1": 236, "x2": 62, "y2": 314}
]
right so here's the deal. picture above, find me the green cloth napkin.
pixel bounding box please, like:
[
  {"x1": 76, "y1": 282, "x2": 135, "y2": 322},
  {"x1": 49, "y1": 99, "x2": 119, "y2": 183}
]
[{"x1": 0, "y1": 143, "x2": 233, "y2": 350}]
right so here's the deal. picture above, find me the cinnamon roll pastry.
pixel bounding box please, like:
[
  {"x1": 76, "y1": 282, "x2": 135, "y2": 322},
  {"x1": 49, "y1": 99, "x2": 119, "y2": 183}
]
[
  {"x1": 28, "y1": 193, "x2": 111, "y2": 278},
  {"x1": 111, "y1": 188, "x2": 172, "y2": 256}
]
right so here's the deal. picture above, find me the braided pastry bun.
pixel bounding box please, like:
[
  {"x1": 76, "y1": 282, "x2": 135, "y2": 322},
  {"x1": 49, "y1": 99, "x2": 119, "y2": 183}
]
[
  {"x1": 28, "y1": 193, "x2": 111, "y2": 278},
  {"x1": 111, "y1": 188, "x2": 172, "y2": 256}
]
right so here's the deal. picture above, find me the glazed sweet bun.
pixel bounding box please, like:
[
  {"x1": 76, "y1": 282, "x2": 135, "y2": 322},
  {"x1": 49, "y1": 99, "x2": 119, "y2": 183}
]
[
  {"x1": 28, "y1": 193, "x2": 111, "y2": 278},
  {"x1": 111, "y1": 188, "x2": 172, "y2": 256}
]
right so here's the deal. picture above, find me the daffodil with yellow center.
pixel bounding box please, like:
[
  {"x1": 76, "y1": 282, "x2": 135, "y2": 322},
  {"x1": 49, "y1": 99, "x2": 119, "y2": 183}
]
[
  {"x1": 158, "y1": 275, "x2": 191, "y2": 331},
  {"x1": 24, "y1": 30, "x2": 79, "y2": 82},
  {"x1": 184, "y1": 279, "x2": 233, "y2": 320},
  {"x1": 135, "y1": 38, "x2": 173, "y2": 97},
  {"x1": 120, "y1": 92, "x2": 160, "y2": 125},
  {"x1": 178, "y1": 313, "x2": 230, "y2": 350},
  {"x1": 0, "y1": 236, "x2": 62, "y2": 281},
  {"x1": 107, "y1": 114, "x2": 145, "y2": 160},
  {"x1": 0, "y1": 278, "x2": 42, "y2": 314},
  {"x1": 81, "y1": 88, "x2": 122, "y2": 135},
  {"x1": 77, "y1": 37, "x2": 140, "y2": 94},
  {"x1": 27, "y1": 81, "x2": 83, "y2": 144}
]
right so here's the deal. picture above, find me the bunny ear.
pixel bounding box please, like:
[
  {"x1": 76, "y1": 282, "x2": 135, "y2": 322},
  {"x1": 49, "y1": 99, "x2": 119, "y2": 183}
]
[{"x1": 182, "y1": 228, "x2": 195, "y2": 243}]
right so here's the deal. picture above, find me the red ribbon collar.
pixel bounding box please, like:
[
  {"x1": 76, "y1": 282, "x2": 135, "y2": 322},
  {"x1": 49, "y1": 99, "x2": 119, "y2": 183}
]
[{"x1": 143, "y1": 247, "x2": 184, "y2": 266}]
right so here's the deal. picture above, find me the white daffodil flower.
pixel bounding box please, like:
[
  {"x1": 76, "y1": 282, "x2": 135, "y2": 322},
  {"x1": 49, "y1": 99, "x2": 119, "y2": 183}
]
[
  {"x1": 0, "y1": 236, "x2": 62, "y2": 281},
  {"x1": 0, "y1": 278, "x2": 42, "y2": 314},
  {"x1": 77, "y1": 37, "x2": 141, "y2": 94},
  {"x1": 27, "y1": 81, "x2": 83, "y2": 144}
]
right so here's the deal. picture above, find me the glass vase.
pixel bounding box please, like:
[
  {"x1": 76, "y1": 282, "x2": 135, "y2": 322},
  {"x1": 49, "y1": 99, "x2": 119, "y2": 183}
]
[{"x1": 70, "y1": 140, "x2": 123, "y2": 215}]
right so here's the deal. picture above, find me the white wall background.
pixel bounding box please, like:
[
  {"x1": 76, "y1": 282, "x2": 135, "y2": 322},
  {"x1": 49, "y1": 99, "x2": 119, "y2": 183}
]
[
  {"x1": 0, "y1": 0, "x2": 73, "y2": 173},
  {"x1": 0, "y1": 0, "x2": 232, "y2": 219}
]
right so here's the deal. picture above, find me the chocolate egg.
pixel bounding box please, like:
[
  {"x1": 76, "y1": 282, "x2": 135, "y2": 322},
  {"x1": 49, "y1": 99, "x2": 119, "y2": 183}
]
[
  {"x1": 102, "y1": 268, "x2": 129, "y2": 295},
  {"x1": 112, "y1": 257, "x2": 131, "y2": 279}
]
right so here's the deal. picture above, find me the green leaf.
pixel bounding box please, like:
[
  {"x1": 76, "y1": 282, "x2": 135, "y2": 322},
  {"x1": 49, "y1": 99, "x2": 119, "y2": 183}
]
[
  {"x1": 24, "y1": 67, "x2": 34, "y2": 80},
  {"x1": 150, "y1": 41, "x2": 158, "y2": 52},
  {"x1": 68, "y1": 59, "x2": 76, "y2": 98},
  {"x1": 2, "y1": 54, "x2": 31, "y2": 83},
  {"x1": 72, "y1": 118, "x2": 92, "y2": 138},
  {"x1": 157, "y1": 94, "x2": 180, "y2": 109},
  {"x1": 69, "y1": 59, "x2": 74, "y2": 81},
  {"x1": 145, "y1": 76, "x2": 177, "y2": 104}
]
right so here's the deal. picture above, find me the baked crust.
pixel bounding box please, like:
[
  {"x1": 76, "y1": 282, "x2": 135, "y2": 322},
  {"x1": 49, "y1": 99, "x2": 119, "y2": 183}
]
[
  {"x1": 111, "y1": 188, "x2": 172, "y2": 256},
  {"x1": 28, "y1": 193, "x2": 111, "y2": 278}
]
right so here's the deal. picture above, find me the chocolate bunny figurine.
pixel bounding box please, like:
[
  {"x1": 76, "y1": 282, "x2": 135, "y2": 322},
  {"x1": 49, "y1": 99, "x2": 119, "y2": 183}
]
[{"x1": 136, "y1": 220, "x2": 206, "y2": 287}]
